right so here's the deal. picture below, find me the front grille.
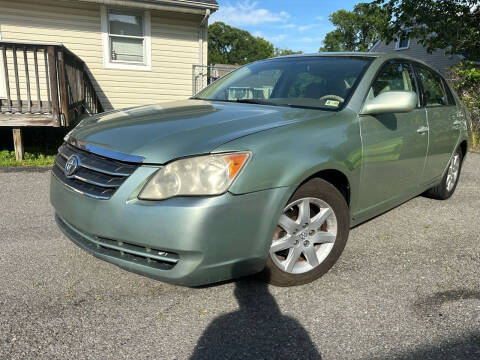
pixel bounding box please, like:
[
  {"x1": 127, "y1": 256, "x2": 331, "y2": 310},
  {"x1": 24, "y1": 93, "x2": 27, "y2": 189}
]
[
  {"x1": 52, "y1": 143, "x2": 139, "y2": 200},
  {"x1": 56, "y1": 215, "x2": 179, "y2": 270}
]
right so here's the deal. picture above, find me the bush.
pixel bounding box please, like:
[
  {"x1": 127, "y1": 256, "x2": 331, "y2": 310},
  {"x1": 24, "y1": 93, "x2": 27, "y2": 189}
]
[{"x1": 449, "y1": 61, "x2": 480, "y2": 150}]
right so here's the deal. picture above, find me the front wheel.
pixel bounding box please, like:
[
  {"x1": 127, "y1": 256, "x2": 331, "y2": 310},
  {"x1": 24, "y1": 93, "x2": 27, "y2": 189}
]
[
  {"x1": 260, "y1": 178, "x2": 350, "y2": 287},
  {"x1": 424, "y1": 148, "x2": 463, "y2": 200}
]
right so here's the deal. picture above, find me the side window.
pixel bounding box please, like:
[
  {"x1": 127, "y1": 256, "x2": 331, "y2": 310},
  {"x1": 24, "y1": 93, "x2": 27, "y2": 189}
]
[
  {"x1": 442, "y1": 79, "x2": 456, "y2": 106},
  {"x1": 368, "y1": 62, "x2": 417, "y2": 101},
  {"x1": 416, "y1": 66, "x2": 449, "y2": 107}
]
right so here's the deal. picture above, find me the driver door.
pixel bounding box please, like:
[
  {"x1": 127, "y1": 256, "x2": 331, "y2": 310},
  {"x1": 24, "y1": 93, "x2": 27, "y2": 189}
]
[{"x1": 357, "y1": 61, "x2": 428, "y2": 214}]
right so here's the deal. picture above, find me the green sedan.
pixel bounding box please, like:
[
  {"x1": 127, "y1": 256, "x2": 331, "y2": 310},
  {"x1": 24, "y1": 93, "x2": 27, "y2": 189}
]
[{"x1": 50, "y1": 53, "x2": 471, "y2": 286}]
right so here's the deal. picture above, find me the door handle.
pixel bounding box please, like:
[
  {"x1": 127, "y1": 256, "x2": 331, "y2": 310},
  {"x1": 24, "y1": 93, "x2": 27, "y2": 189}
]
[
  {"x1": 452, "y1": 120, "x2": 464, "y2": 129},
  {"x1": 417, "y1": 126, "x2": 429, "y2": 134}
]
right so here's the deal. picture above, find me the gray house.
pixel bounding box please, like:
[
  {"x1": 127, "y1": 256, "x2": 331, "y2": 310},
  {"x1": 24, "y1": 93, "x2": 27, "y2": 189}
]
[{"x1": 370, "y1": 33, "x2": 463, "y2": 77}]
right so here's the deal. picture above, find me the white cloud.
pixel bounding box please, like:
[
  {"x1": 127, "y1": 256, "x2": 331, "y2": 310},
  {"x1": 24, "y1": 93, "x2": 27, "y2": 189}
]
[
  {"x1": 252, "y1": 31, "x2": 287, "y2": 43},
  {"x1": 299, "y1": 36, "x2": 324, "y2": 43},
  {"x1": 270, "y1": 34, "x2": 287, "y2": 42},
  {"x1": 298, "y1": 24, "x2": 316, "y2": 32},
  {"x1": 210, "y1": 1, "x2": 290, "y2": 26},
  {"x1": 280, "y1": 23, "x2": 320, "y2": 32},
  {"x1": 315, "y1": 16, "x2": 324, "y2": 21}
]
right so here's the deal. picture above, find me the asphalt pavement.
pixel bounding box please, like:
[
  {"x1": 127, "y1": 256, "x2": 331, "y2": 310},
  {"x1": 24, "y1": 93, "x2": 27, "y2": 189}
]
[{"x1": 0, "y1": 154, "x2": 479, "y2": 360}]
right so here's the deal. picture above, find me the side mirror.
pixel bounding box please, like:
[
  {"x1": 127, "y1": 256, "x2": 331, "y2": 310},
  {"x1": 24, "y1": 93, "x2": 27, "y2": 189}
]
[{"x1": 361, "y1": 91, "x2": 417, "y2": 115}]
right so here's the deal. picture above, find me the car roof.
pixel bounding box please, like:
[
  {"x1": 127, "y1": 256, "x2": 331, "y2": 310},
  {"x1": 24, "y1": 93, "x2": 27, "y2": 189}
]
[
  {"x1": 275, "y1": 52, "x2": 383, "y2": 59},
  {"x1": 274, "y1": 52, "x2": 430, "y2": 63},
  {"x1": 271, "y1": 51, "x2": 433, "y2": 70}
]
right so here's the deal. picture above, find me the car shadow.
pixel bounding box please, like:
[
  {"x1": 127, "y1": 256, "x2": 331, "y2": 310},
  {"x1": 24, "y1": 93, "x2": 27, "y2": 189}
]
[{"x1": 190, "y1": 276, "x2": 322, "y2": 360}]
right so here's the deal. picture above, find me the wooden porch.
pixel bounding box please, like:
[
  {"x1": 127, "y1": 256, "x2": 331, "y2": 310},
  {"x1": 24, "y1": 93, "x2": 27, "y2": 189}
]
[{"x1": 0, "y1": 41, "x2": 104, "y2": 159}]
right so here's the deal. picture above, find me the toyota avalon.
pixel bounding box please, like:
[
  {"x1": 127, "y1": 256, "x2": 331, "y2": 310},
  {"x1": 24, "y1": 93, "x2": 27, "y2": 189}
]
[{"x1": 50, "y1": 53, "x2": 471, "y2": 286}]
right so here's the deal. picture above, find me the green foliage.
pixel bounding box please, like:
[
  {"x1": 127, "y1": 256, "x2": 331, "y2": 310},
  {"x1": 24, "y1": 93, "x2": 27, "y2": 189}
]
[
  {"x1": 0, "y1": 150, "x2": 55, "y2": 167},
  {"x1": 452, "y1": 63, "x2": 480, "y2": 90},
  {"x1": 208, "y1": 22, "x2": 274, "y2": 65},
  {"x1": 449, "y1": 61, "x2": 480, "y2": 150},
  {"x1": 274, "y1": 48, "x2": 303, "y2": 57},
  {"x1": 320, "y1": 2, "x2": 389, "y2": 52},
  {"x1": 375, "y1": 0, "x2": 480, "y2": 60}
]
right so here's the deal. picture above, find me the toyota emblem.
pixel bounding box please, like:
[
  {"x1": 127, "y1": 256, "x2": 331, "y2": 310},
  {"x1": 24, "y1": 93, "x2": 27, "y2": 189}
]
[{"x1": 64, "y1": 155, "x2": 80, "y2": 177}]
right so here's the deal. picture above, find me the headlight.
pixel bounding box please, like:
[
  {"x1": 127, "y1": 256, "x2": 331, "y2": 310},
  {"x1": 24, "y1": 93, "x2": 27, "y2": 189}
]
[{"x1": 138, "y1": 152, "x2": 250, "y2": 200}]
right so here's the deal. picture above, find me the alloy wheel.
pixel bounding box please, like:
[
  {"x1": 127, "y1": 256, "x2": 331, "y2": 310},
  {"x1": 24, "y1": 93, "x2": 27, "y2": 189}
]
[
  {"x1": 270, "y1": 197, "x2": 338, "y2": 274},
  {"x1": 446, "y1": 153, "x2": 461, "y2": 192}
]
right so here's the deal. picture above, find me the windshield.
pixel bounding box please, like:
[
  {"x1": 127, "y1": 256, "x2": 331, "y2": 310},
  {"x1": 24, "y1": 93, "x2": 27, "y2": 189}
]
[{"x1": 194, "y1": 56, "x2": 372, "y2": 111}]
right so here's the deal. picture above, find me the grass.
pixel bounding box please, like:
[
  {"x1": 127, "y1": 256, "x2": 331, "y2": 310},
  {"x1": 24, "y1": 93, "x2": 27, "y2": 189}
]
[
  {"x1": 0, "y1": 149, "x2": 56, "y2": 167},
  {"x1": 0, "y1": 127, "x2": 67, "y2": 167}
]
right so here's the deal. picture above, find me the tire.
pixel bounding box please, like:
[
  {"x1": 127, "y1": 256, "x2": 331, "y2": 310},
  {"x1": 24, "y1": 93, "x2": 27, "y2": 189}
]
[
  {"x1": 424, "y1": 147, "x2": 463, "y2": 200},
  {"x1": 260, "y1": 178, "x2": 350, "y2": 287}
]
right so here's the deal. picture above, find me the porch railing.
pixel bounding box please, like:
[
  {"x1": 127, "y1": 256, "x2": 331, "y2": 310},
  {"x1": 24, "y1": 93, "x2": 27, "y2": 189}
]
[{"x1": 0, "y1": 41, "x2": 103, "y2": 127}]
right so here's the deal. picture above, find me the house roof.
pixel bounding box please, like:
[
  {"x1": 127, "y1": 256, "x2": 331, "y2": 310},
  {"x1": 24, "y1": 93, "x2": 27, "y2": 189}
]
[
  {"x1": 141, "y1": 0, "x2": 218, "y2": 8},
  {"x1": 185, "y1": 0, "x2": 218, "y2": 5},
  {"x1": 73, "y1": 0, "x2": 218, "y2": 14}
]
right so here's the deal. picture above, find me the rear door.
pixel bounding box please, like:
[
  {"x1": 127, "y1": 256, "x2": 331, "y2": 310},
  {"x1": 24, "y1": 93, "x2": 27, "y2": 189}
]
[
  {"x1": 358, "y1": 60, "x2": 428, "y2": 212},
  {"x1": 414, "y1": 64, "x2": 460, "y2": 183}
]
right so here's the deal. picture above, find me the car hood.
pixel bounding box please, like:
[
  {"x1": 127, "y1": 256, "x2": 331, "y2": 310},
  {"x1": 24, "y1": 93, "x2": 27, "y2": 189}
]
[{"x1": 69, "y1": 100, "x2": 334, "y2": 164}]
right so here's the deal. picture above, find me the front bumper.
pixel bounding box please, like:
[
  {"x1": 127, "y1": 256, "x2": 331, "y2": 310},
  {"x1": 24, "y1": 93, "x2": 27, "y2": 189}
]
[{"x1": 50, "y1": 167, "x2": 293, "y2": 286}]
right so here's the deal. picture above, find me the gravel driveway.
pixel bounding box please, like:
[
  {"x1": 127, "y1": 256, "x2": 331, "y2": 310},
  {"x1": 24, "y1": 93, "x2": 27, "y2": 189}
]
[{"x1": 1, "y1": 154, "x2": 479, "y2": 360}]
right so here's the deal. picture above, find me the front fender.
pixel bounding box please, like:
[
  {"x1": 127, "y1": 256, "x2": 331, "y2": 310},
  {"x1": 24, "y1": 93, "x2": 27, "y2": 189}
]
[{"x1": 213, "y1": 110, "x2": 363, "y2": 212}]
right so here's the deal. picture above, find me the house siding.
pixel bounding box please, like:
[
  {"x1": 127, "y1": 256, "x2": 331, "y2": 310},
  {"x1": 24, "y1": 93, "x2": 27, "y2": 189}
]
[
  {"x1": 0, "y1": 0, "x2": 207, "y2": 110},
  {"x1": 371, "y1": 39, "x2": 462, "y2": 77}
]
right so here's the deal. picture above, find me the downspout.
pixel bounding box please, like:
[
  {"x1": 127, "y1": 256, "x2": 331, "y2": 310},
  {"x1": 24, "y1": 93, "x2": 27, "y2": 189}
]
[{"x1": 199, "y1": 9, "x2": 210, "y2": 67}]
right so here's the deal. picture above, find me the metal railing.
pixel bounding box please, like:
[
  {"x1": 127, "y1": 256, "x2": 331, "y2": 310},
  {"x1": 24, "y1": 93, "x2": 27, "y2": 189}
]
[{"x1": 192, "y1": 64, "x2": 239, "y2": 95}]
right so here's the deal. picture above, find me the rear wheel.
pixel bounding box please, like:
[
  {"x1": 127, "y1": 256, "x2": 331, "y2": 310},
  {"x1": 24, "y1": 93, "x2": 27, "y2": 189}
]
[
  {"x1": 424, "y1": 148, "x2": 463, "y2": 200},
  {"x1": 261, "y1": 178, "x2": 350, "y2": 286}
]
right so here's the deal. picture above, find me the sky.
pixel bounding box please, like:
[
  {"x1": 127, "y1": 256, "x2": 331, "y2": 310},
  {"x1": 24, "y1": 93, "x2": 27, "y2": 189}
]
[{"x1": 210, "y1": 0, "x2": 363, "y2": 53}]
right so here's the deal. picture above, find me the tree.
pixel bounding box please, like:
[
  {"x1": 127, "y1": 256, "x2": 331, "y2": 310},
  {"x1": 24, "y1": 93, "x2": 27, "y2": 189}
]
[
  {"x1": 449, "y1": 61, "x2": 480, "y2": 148},
  {"x1": 208, "y1": 22, "x2": 274, "y2": 65},
  {"x1": 274, "y1": 48, "x2": 303, "y2": 57},
  {"x1": 319, "y1": 3, "x2": 389, "y2": 52},
  {"x1": 375, "y1": 0, "x2": 480, "y2": 60}
]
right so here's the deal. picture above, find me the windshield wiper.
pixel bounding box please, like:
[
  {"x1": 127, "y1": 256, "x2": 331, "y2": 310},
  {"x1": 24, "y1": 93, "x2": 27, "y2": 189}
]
[
  {"x1": 233, "y1": 99, "x2": 277, "y2": 106},
  {"x1": 193, "y1": 98, "x2": 277, "y2": 106},
  {"x1": 285, "y1": 104, "x2": 336, "y2": 111}
]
